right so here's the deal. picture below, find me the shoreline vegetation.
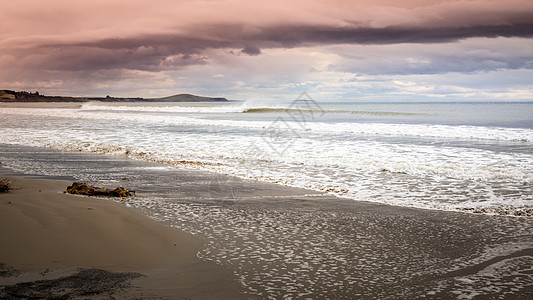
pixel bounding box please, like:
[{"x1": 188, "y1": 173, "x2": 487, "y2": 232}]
[
  {"x1": 0, "y1": 167, "x2": 245, "y2": 299},
  {"x1": 0, "y1": 89, "x2": 229, "y2": 102}
]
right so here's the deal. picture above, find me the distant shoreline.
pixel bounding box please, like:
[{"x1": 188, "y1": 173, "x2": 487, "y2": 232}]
[{"x1": 0, "y1": 89, "x2": 229, "y2": 103}]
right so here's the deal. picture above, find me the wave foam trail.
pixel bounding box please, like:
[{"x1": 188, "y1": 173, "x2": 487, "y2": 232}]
[
  {"x1": 80, "y1": 102, "x2": 248, "y2": 113},
  {"x1": 3, "y1": 106, "x2": 533, "y2": 142},
  {"x1": 78, "y1": 99, "x2": 300, "y2": 114},
  {"x1": 1, "y1": 103, "x2": 532, "y2": 216}
]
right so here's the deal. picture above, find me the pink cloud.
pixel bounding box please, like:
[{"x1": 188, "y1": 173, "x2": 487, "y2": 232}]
[{"x1": 1, "y1": 0, "x2": 532, "y2": 97}]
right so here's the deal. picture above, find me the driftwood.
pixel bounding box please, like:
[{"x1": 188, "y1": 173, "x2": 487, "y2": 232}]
[
  {"x1": 64, "y1": 182, "x2": 134, "y2": 198},
  {"x1": 0, "y1": 178, "x2": 12, "y2": 193}
]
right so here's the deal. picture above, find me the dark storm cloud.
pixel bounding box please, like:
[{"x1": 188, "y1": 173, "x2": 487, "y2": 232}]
[
  {"x1": 74, "y1": 22, "x2": 533, "y2": 50},
  {"x1": 258, "y1": 23, "x2": 533, "y2": 46},
  {"x1": 22, "y1": 22, "x2": 531, "y2": 73},
  {"x1": 241, "y1": 45, "x2": 262, "y2": 56}
]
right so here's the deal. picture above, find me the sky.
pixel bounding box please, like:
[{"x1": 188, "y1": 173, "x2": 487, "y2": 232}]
[{"x1": 1, "y1": 0, "x2": 533, "y2": 101}]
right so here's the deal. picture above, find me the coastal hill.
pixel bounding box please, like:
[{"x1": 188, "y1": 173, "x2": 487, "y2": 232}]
[
  {"x1": 0, "y1": 90, "x2": 228, "y2": 102},
  {"x1": 156, "y1": 94, "x2": 228, "y2": 102}
]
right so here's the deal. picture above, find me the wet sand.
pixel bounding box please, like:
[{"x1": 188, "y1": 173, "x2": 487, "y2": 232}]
[
  {"x1": 0, "y1": 168, "x2": 245, "y2": 299},
  {"x1": 162, "y1": 184, "x2": 533, "y2": 299}
]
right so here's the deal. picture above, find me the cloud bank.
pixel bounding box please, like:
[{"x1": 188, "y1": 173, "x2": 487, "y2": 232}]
[{"x1": 1, "y1": 0, "x2": 532, "y2": 100}]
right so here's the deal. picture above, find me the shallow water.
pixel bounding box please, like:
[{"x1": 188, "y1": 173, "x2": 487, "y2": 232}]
[{"x1": 1, "y1": 101, "x2": 532, "y2": 215}]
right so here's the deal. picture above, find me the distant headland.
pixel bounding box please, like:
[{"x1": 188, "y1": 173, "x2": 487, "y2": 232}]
[{"x1": 0, "y1": 90, "x2": 228, "y2": 102}]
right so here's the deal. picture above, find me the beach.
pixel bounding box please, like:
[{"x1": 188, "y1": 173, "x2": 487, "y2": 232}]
[
  {"x1": 1, "y1": 101, "x2": 532, "y2": 298},
  {"x1": 0, "y1": 167, "x2": 245, "y2": 299},
  {"x1": 3, "y1": 0, "x2": 533, "y2": 298},
  {"x1": 1, "y1": 151, "x2": 533, "y2": 299}
]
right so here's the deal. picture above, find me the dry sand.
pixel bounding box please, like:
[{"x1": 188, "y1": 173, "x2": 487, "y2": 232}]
[{"x1": 0, "y1": 171, "x2": 245, "y2": 299}]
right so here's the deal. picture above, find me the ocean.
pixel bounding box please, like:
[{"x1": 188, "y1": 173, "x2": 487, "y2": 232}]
[
  {"x1": 1, "y1": 100, "x2": 533, "y2": 298},
  {"x1": 1, "y1": 100, "x2": 532, "y2": 215}
]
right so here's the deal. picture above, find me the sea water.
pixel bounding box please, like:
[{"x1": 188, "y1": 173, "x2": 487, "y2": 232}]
[{"x1": 1, "y1": 100, "x2": 532, "y2": 215}]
